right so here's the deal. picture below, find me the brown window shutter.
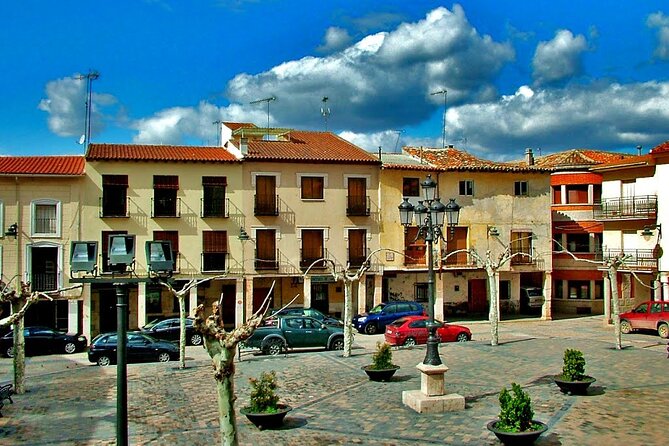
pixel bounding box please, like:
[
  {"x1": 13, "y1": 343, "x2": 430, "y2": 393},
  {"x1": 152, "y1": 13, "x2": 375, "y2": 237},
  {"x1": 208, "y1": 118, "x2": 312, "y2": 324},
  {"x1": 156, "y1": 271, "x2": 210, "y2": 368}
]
[
  {"x1": 102, "y1": 175, "x2": 128, "y2": 186},
  {"x1": 154, "y1": 175, "x2": 179, "y2": 189},
  {"x1": 202, "y1": 176, "x2": 227, "y2": 186},
  {"x1": 153, "y1": 231, "x2": 179, "y2": 253},
  {"x1": 203, "y1": 231, "x2": 227, "y2": 253}
]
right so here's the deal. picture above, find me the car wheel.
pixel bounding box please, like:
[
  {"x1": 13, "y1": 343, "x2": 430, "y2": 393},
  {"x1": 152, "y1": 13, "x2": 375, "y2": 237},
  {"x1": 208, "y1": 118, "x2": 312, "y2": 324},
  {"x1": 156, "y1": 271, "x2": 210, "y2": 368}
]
[
  {"x1": 364, "y1": 323, "x2": 378, "y2": 335},
  {"x1": 5, "y1": 346, "x2": 14, "y2": 358},
  {"x1": 158, "y1": 352, "x2": 171, "y2": 363},
  {"x1": 620, "y1": 320, "x2": 632, "y2": 334},
  {"x1": 97, "y1": 355, "x2": 111, "y2": 367},
  {"x1": 330, "y1": 337, "x2": 344, "y2": 351},
  {"x1": 456, "y1": 333, "x2": 469, "y2": 342},
  {"x1": 64, "y1": 342, "x2": 77, "y2": 354},
  {"x1": 658, "y1": 323, "x2": 669, "y2": 339},
  {"x1": 265, "y1": 339, "x2": 283, "y2": 356},
  {"x1": 190, "y1": 333, "x2": 203, "y2": 346},
  {"x1": 403, "y1": 337, "x2": 417, "y2": 347}
]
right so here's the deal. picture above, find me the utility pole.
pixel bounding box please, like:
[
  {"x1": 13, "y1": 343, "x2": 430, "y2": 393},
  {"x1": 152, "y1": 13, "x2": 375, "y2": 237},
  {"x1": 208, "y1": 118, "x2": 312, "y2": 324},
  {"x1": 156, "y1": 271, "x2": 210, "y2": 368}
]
[
  {"x1": 430, "y1": 89, "x2": 447, "y2": 149},
  {"x1": 321, "y1": 96, "x2": 331, "y2": 131},
  {"x1": 75, "y1": 70, "x2": 100, "y2": 148}
]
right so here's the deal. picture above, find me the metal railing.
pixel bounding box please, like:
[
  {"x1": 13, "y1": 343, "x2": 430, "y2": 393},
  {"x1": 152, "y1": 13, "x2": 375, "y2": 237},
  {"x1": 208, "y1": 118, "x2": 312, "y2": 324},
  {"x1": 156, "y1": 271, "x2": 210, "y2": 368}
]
[
  {"x1": 255, "y1": 249, "x2": 280, "y2": 270},
  {"x1": 31, "y1": 272, "x2": 58, "y2": 292},
  {"x1": 34, "y1": 217, "x2": 58, "y2": 234},
  {"x1": 300, "y1": 248, "x2": 329, "y2": 269},
  {"x1": 347, "y1": 248, "x2": 370, "y2": 267},
  {"x1": 440, "y1": 251, "x2": 478, "y2": 268},
  {"x1": 99, "y1": 196, "x2": 128, "y2": 218},
  {"x1": 601, "y1": 248, "x2": 658, "y2": 270},
  {"x1": 201, "y1": 197, "x2": 229, "y2": 218},
  {"x1": 593, "y1": 195, "x2": 657, "y2": 220},
  {"x1": 152, "y1": 197, "x2": 181, "y2": 218},
  {"x1": 201, "y1": 252, "x2": 229, "y2": 273},
  {"x1": 346, "y1": 195, "x2": 370, "y2": 216},
  {"x1": 254, "y1": 194, "x2": 279, "y2": 216}
]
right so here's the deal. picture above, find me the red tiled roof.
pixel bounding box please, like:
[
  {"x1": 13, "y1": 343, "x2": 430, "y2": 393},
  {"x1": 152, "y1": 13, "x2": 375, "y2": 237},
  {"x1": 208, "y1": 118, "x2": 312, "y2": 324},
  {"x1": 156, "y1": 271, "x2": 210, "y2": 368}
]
[
  {"x1": 245, "y1": 131, "x2": 380, "y2": 164},
  {"x1": 0, "y1": 156, "x2": 85, "y2": 176},
  {"x1": 650, "y1": 140, "x2": 669, "y2": 154},
  {"x1": 86, "y1": 144, "x2": 239, "y2": 163},
  {"x1": 224, "y1": 122, "x2": 257, "y2": 131},
  {"x1": 589, "y1": 154, "x2": 654, "y2": 171},
  {"x1": 403, "y1": 147, "x2": 551, "y2": 172},
  {"x1": 534, "y1": 149, "x2": 635, "y2": 168}
]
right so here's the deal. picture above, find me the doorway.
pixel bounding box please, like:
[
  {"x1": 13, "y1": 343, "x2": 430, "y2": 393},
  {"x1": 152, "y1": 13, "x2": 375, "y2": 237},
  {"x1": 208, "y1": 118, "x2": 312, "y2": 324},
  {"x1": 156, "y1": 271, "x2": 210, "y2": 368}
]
[
  {"x1": 468, "y1": 279, "x2": 488, "y2": 313},
  {"x1": 311, "y1": 284, "x2": 329, "y2": 314}
]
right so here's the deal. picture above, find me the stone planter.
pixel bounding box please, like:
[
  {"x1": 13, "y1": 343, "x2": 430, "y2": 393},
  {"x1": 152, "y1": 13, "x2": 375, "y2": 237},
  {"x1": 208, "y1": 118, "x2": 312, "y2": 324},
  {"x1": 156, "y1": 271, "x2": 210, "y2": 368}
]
[
  {"x1": 362, "y1": 365, "x2": 399, "y2": 382},
  {"x1": 240, "y1": 404, "x2": 292, "y2": 430},
  {"x1": 553, "y1": 375, "x2": 596, "y2": 395},
  {"x1": 487, "y1": 420, "x2": 548, "y2": 446}
]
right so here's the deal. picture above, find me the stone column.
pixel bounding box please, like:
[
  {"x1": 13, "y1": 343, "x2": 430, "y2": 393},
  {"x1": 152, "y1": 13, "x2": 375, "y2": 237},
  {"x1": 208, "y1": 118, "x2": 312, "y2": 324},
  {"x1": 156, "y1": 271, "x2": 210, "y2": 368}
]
[
  {"x1": 82, "y1": 285, "x2": 92, "y2": 341},
  {"x1": 303, "y1": 275, "x2": 312, "y2": 308},
  {"x1": 235, "y1": 277, "x2": 245, "y2": 327},
  {"x1": 68, "y1": 299, "x2": 79, "y2": 334},
  {"x1": 542, "y1": 272, "x2": 552, "y2": 320},
  {"x1": 188, "y1": 286, "x2": 198, "y2": 316},
  {"x1": 357, "y1": 276, "x2": 367, "y2": 314},
  {"x1": 137, "y1": 282, "x2": 146, "y2": 327},
  {"x1": 373, "y1": 274, "x2": 383, "y2": 306},
  {"x1": 603, "y1": 273, "x2": 612, "y2": 324},
  {"x1": 435, "y1": 273, "x2": 444, "y2": 321}
]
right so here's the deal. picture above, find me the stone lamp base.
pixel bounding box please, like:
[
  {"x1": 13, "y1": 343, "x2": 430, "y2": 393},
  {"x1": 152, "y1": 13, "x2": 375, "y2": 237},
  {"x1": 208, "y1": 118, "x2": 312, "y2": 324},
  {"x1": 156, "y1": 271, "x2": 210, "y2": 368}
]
[{"x1": 402, "y1": 363, "x2": 465, "y2": 413}]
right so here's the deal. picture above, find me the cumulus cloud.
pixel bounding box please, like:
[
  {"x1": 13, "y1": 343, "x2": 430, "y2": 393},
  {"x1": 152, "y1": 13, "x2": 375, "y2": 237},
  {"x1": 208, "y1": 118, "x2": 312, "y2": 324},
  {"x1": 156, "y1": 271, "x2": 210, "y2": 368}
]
[
  {"x1": 444, "y1": 82, "x2": 669, "y2": 160},
  {"x1": 225, "y1": 5, "x2": 514, "y2": 132},
  {"x1": 38, "y1": 74, "x2": 116, "y2": 138},
  {"x1": 339, "y1": 129, "x2": 437, "y2": 153},
  {"x1": 647, "y1": 12, "x2": 669, "y2": 60},
  {"x1": 317, "y1": 27, "x2": 352, "y2": 53},
  {"x1": 532, "y1": 30, "x2": 587, "y2": 85}
]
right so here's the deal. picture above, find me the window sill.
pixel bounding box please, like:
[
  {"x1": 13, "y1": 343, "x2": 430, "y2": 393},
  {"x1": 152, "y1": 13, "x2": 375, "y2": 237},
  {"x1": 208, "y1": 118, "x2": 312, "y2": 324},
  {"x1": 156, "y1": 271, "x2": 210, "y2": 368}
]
[
  {"x1": 301, "y1": 198, "x2": 325, "y2": 202},
  {"x1": 31, "y1": 233, "x2": 61, "y2": 238}
]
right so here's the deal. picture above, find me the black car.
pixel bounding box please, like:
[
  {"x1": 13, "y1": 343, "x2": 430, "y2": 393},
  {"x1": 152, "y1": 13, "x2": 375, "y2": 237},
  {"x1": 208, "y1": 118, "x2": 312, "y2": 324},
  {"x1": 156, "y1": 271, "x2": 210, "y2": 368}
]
[
  {"x1": 88, "y1": 332, "x2": 179, "y2": 367},
  {"x1": 265, "y1": 307, "x2": 343, "y2": 327},
  {"x1": 140, "y1": 317, "x2": 203, "y2": 346},
  {"x1": 0, "y1": 326, "x2": 88, "y2": 358}
]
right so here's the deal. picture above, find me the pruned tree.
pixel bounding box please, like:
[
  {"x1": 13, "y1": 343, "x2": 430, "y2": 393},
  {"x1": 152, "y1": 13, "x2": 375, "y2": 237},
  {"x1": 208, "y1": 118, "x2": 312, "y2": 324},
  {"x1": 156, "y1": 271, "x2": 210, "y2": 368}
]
[
  {"x1": 157, "y1": 274, "x2": 227, "y2": 369},
  {"x1": 0, "y1": 278, "x2": 82, "y2": 394},
  {"x1": 193, "y1": 281, "x2": 297, "y2": 446}
]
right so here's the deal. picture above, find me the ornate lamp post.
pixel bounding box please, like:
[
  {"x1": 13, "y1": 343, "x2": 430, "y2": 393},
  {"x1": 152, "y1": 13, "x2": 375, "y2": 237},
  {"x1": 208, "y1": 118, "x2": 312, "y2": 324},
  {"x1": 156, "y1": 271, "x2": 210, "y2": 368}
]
[{"x1": 398, "y1": 174, "x2": 460, "y2": 366}]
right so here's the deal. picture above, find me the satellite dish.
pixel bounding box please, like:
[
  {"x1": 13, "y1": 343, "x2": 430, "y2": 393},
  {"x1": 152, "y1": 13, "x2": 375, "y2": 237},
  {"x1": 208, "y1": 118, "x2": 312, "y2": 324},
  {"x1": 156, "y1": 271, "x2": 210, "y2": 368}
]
[{"x1": 78, "y1": 134, "x2": 86, "y2": 145}]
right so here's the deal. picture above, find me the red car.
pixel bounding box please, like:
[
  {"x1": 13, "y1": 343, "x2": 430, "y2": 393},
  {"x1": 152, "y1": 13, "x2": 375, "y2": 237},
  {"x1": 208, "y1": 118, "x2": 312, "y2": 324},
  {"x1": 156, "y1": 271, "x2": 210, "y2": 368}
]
[
  {"x1": 384, "y1": 315, "x2": 471, "y2": 346},
  {"x1": 619, "y1": 300, "x2": 669, "y2": 338}
]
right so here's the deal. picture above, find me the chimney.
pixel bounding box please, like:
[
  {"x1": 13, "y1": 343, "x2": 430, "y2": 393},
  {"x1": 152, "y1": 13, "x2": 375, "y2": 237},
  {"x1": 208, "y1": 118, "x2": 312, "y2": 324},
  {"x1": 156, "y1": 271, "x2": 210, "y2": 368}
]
[
  {"x1": 525, "y1": 148, "x2": 534, "y2": 166},
  {"x1": 240, "y1": 138, "x2": 248, "y2": 155},
  {"x1": 636, "y1": 145, "x2": 642, "y2": 156},
  {"x1": 448, "y1": 144, "x2": 454, "y2": 148}
]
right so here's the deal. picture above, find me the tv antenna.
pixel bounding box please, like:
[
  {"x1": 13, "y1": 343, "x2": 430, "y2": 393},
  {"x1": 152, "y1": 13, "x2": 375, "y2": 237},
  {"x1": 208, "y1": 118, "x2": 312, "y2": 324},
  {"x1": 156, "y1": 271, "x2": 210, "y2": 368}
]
[
  {"x1": 430, "y1": 89, "x2": 447, "y2": 149},
  {"x1": 74, "y1": 70, "x2": 100, "y2": 148},
  {"x1": 393, "y1": 129, "x2": 405, "y2": 152},
  {"x1": 321, "y1": 96, "x2": 331, "y2": 131},
  {"x1": 250, "y1": 96, "x2": 276, "y2": 140}
]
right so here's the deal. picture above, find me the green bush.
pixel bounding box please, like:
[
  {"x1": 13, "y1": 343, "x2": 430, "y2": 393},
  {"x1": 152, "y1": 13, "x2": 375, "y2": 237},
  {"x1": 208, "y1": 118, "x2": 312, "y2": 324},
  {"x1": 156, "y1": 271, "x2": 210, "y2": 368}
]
[
  {"x1": 247, "y1": 370, "x2": 280, "y2": 413},
  {"x1": 370, "y1": 342, "x2": 396, "y2": 370},
  {"x1": 561, "y1": 349, "x2": 586, "y2": 381},
  {"x1": 497, "y1": 383, "x2": 536, "y2": 432}
]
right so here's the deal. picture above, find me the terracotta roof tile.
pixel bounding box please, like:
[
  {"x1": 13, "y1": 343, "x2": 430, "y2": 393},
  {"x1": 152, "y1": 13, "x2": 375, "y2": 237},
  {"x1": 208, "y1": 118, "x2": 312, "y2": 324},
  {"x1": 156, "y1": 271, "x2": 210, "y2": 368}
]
[
  {"x1": 650, "y1": 140, "x2": 669, "y2": 154},
  {"x1": 245, "y1": 131, "x2": 379, "y2": 164},
  {"x1": 223, "y1": 122, "x2": 257, "y2": 131},
  {"x1": 534, "y1": 149, "x2": 635, "y2": 169},
  {"x1": 380, "y1": 153, "x2": 438, "y2": 171},
  {"x1": 403, "y1": 147, "x2": 551, "y2": 172},
  {"x1": 0, "y1": 156, "x2": 85, "y2": 176},
  {"x1": 86, "y1": 144, "x2": 239, "y2": 163},
  {"x1": 590, "y1": 154, "x2": 654, "y2": 171}
]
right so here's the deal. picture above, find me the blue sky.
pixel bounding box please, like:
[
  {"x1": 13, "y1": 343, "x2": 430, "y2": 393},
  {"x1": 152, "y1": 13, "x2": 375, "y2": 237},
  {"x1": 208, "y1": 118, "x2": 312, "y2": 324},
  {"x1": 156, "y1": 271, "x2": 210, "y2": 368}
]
[{"x1": 2, "y1": 1, "x2": 669, "y2": 160}]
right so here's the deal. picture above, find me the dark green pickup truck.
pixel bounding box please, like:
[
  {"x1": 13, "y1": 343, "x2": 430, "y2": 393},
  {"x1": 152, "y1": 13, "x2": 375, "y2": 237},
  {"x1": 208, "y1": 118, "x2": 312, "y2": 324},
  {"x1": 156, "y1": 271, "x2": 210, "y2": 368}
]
[{"x1": 244, "y1": 316, "x2": 345, "y2": 356}]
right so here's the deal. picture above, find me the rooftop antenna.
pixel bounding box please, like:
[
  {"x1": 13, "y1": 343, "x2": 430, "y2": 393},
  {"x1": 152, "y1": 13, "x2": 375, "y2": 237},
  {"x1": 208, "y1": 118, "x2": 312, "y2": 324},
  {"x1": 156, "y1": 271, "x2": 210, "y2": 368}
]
[
  {"x1": 430, "y1": 89, "x2": 447, "y2": 149},
  {"x1": 75, "y1": 70, "x2": 100, "y2": 148},
  {"x1": 393, "y1": 129, "x2": 404, "y2": 152},
  {"x1": 213, "y1": 120, "x2": 223, "y2": 146},
  {"x1": 636, "y1": 145, "x2": 642, "y2": 156},
  {"x1": 321, "y1": 96, "x2": 331, "y2": 131},
  {"x1": 250, "y1": 96, "x2": 276, "y2": 140}
]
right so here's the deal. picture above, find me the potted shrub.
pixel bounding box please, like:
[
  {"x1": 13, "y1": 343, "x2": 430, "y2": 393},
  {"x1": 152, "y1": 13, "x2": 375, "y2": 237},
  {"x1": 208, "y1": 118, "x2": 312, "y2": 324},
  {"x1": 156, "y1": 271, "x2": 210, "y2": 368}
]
[
  {"x1": 240, "y1": 370, "x2": 291, "y2": 429},
  {"x1": 487, "y1": 383, "x2": 548, "y2": 445},
  {"x1": 553, "y1": 348, "x2": 596, "y2": 395},
  {"x1": 362, "y1": 342, "x2": 400, "y2": 381}
]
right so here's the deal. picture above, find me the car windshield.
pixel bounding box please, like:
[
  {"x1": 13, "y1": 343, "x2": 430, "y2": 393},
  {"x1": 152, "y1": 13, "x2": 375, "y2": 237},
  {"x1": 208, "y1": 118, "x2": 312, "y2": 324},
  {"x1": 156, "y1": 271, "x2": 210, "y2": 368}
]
[
  {"x1": 389, "y1": 318, "x2": 407, "y2": 326},
  {"x1": 369, "y1": 304, "x2": 386, "y2": 314},
  {"x1": 142, "y1": 319, "x2": 163, "y2": 329},
  {"x1": 526, "y1": 289, "x2": 543, "y2": 297}
]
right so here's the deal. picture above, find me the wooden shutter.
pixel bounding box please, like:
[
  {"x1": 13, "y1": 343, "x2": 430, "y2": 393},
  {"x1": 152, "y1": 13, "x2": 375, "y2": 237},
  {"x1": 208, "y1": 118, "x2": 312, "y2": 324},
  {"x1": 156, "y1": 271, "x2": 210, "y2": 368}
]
[
  {"x1": 154, "y1": 175, "x2": 179, "y2": 189},
  {"x1": 203, "y1": 231, "x2": 227, "y2": 253},
  {"x1": 302, "y1": 230, "x2": 323, "y2": 258},
  {"x1": 256, "y1": 175, "x2": 276, "y2": 196},
  {"x1": 153, "y1": 231, "x2": 179, "y2": 253},
  {"x1": 348, "y1": 229, "x2": 366, "y2": 258},
  {"x1": 257, "y1": 230, "x2": 276, "y2": 260}
]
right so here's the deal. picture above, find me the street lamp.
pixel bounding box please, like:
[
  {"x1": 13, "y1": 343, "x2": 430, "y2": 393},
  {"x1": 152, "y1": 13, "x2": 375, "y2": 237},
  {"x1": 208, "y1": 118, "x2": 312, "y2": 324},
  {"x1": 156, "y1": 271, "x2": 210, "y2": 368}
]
[{"x1": 398, "y1": 174, "x2": 460, "y2": 366}]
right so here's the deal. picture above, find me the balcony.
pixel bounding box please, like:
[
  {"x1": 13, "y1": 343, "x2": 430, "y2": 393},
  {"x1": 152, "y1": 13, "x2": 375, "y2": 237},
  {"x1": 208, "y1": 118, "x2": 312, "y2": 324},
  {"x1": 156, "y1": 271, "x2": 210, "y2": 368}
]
[
  {"x1": 255, "y1": 249, "x2": 279, "y2": 270},
  {"x1": 201, "y1": 252, "x2": 229, "y2": 273},
  {"x1": 348, "y1": 248, "x2": 370, "y2": 268},
  {"x1": 441, "y1": 251, "x2": 478, "y2": 269},
  {"x1": 346, "y1": 195, "x2": 370, "y2": 216},
  {"x1": 152, "y1": 197, "x2": 181, "y2": 218},
  {"x1": 404, "y1": 244, "x2": 426, "y2": 266},
  {"x1": 593, "y1": 195, "x2": 657, "y2": 220},
  {"x1": 99, "y1": 197, "x2": 128, "y2": 218},
  {"x1": 255, "y1": 194, "x2": 279, "y2": 216},
  {"x1": 510, "y1": 250, "x2": 535, "y2": 265},
  {"x1": 201, "y1": 198, "x2": 229, "y2": 218},
  {"x1": 31, "y1": 272, "x2": 58, "y2": 292},
  {"x1": 600, "y1": 248, "x2": 658, "y2": 271},
  {"x1": 300, "y1": 248, "x2": 328, "y2": 270}
]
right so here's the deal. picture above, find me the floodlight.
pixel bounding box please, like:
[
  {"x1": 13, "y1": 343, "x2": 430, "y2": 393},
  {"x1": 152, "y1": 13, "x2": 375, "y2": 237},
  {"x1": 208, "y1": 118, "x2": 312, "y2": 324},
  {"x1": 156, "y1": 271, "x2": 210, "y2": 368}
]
[
  {"x1": 108, "y1": 234, "x2": 136, "y2": 271},
  {"x1": 146, "y1": 240, "x2": 174, "y2": 275},
  {"x1": 70, "y1": 241, "x2": 98, "y2": 275}
]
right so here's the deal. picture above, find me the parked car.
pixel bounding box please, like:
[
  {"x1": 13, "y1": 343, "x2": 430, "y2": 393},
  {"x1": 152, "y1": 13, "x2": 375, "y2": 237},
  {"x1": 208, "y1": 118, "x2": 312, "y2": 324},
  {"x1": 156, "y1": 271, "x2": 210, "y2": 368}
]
[
  {"x1": 140, "y1": 317, "x2": 203, "y2": 346},
  {"x1": 353, "y1": 301, "x2": 425, "y2": 334},
  {"x1": 0, "y1": 326, "x2": 87, "y2": 358},
  {"x1": 520, "y1": 287, "x2": 545, "y2": 313},
  {"x1": 244, "y1": 316, "x2": 344, "y2": 356},
  {"x1": 384, "y1": 315, "x2": 471, "y2": 346},
  {"x1": 620, "y1": 300, "x2": 669, "y2": 338},
  {"x1": 88, "y1": 332, "x2": 179, "y2": 366},
  {"x1": 265, "y1": 307, "x2": 343, "y2": 327}
]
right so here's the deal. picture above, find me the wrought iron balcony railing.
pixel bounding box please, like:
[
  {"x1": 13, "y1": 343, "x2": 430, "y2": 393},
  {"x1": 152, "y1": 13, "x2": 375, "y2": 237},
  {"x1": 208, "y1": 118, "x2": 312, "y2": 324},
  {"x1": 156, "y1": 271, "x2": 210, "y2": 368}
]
[
  {"x1": 346, "y1": 195, "x2": 371, "y2": 216},
  {"x1": 600, "y1": 248, "x2": 658, "y2": 270},
  {"x1": 254, "y1": 194, "x2": 279, "y2": 216},
  {"x1": 593, "y1": 195, "x2": 657, "y2": 220}
]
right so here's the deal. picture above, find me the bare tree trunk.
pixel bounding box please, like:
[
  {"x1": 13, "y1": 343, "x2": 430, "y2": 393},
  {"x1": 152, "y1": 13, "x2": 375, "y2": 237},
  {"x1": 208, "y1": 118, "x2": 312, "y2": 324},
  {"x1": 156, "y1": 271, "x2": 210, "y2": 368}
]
[
  {"x1": 206, "y1": 339, "x2": 238, "y2": 446},
  {"x1": 178, "y1": 295, "x2": 187, "y2": 369},
  {"x1": 609, "y1": 266, "x2": 622, "y2": 350},
  {"x1": 12, "y1": 299, "x2": 26, "y2": 394},
  {"x1": 486, "y1": 268, "x2": 499, "y2": 346},
  {"x1": 343, "y1": 280, "x2": 354, "y2": 357}
]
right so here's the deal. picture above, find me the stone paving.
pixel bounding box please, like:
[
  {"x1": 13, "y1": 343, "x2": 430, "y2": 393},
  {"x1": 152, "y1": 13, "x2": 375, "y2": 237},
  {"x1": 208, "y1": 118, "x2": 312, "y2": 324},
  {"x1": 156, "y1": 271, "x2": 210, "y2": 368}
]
[{"x1": 0, "y1": 316, "x2": 667, "y2": 445}]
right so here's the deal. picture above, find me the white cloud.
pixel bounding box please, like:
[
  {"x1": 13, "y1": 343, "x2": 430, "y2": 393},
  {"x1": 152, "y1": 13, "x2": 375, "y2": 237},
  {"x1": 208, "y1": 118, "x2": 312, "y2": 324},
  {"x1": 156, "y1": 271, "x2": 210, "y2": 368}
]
[
  {"x1": 532, "y1": 30, "x2": 587, "y2": 85},
  {"x1": 317, "y1": 27, "x2": 352, "y2": 53},
  {"x1": 444, "y1": 82, "x2": 669, "y2": 159},
  {"x1": 647, "y1": 12, "x2": 669, "y2": 60},
  {"x1": 225, "y1": 6, "x2": 514, "y2": 132},
  {"x1": 38, "y1": 74, "x2": 116, "y2": 138}
]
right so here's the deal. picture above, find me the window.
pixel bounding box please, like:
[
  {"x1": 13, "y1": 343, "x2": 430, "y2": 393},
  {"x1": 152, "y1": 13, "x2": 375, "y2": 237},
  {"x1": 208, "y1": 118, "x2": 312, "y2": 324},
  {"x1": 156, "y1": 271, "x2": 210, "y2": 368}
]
[
  {"x1": 459, "y1": 180, "x2": 473, "y2": 196},
  {"x1": 255, "y1": 229, "x2": 278, "y2": 270},
  {"x1": 443, "y1": 227, "x2": 468, "y2": 266},
  {"x1": 499, "y1": 281, "x2": 511, "y2": 300},
  {"x1": 153, "y1": 175, "x2": 179, "y2": 217},
  {"x1": 403, "y1": 178, "x2": 420, "y2": 197},
  {"x1": 146, "y1": 284, "x2": 163, "y2": 314},
  {"x1": 301, "y1": 176, "x2": 324, "y2": 199},
  {"x1": 554, "y1": 280, "x2": 564, "y2": 299},
  {"x1": 347, "y1": 177, "x2": 368, "y2": 216},
  {"x1": 31, "y1": 199, "x2": 60, "y2": 237},
  {"x1": 101, "y1": 175, "x2": 128, "y2": 217},
  {"x1": 202, "y1": 176, "x2": 227, "y2": 217},
  {"x1": 514, "y1": 181, "x2": 528, "y2": 196},
  {"x1": 153, "y1": 231, "x2": 179, "y2": 271},
  {"x1": 415, "y1": 283, "x2": 428, "y2": 302},
  {"x1": 404, "y1": 226, "x2": 426, "y2": 265},
  {"x1": 101, "y1": 230, "x2": 127, "y2": 273},
  {"x1": 567, "y1": 233, "x2": 590, "y2": 253},
  {"x1": 348, "y1": 229, "x2": 367, "y2": 267},
  {"x1": 568, "y1": 280, "x2": 590, "y2": 299},
  {"x1": 202, "y1": 231, "x2": 228, "y2": 272},
  {"x1": 565, "y1": 185, "x2": 588, "y2": 204},
  {"x1": 510, "y1": 231, "x2": 533, "y2": 264},
  {"x1": 553, "y1": 186, "x2": 562, "y2": 204},
  {"x1": 300, "y1": 229, "x2": 325, "y2": 268},
  {"x1": 255, "y1": 175, "x2": 278, "y2": 215}
]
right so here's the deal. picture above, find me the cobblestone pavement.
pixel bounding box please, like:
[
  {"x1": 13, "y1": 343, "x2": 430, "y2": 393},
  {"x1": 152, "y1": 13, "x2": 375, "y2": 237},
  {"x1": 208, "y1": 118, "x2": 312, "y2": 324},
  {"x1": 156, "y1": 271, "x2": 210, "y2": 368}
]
[{"x1": 0, "y1": 316, "x2": 667, "y2": 445}]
